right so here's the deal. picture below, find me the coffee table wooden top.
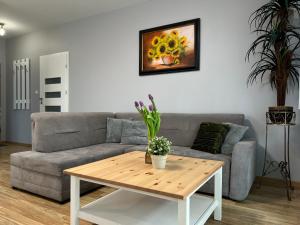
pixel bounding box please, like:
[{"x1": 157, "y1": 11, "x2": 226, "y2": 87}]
[{"x1": 64, "y1": 151, "x2": 224, "y2": 200}]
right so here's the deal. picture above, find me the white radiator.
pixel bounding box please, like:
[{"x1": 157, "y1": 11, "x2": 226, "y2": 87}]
[{"x1": 13, "y1": 58, "x2": 30, "y2": 110}]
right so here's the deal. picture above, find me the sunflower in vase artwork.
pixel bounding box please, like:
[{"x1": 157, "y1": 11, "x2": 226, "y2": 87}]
[{"x1": 147, "y1": 30, "x2": 188, "y2": 66}]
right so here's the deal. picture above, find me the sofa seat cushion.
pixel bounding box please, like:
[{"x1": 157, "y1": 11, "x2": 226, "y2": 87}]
[
  {"x1": 171, "y1": 148, "x2": 231, "y2": 172},
  {"x1": 170, "y1": 147, "x2": 231, "y2": 196},
  {"x1": 11, "y1": 143, "x2": 133, "y2": 177}
]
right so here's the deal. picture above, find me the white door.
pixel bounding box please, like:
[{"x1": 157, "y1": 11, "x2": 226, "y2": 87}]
[{"x1": 40, "y1": 52, "x2": 69, "y2": 112}]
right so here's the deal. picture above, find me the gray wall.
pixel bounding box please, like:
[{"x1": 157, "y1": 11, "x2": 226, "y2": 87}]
[
  {"x1": 5, "y1": 0, "x2": 300, "y2": 181},
  {"x1": 0, "y1": 38, "x2": 6, "y2": 141},
  {"x1": 6, "y1": 32, "x2": 67, "y2": 143}
]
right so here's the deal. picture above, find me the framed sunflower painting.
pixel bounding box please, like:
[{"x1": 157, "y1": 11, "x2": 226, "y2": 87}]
[{"x1": 139, "y1": 18, "x2": 200, "y2": 75}]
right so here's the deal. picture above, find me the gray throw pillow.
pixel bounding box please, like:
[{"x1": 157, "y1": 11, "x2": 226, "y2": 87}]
[
  {"x1": 106, "y1": 118, "x2": 131, "y2": 143},
  {"x1": 121, "y1": 120, "x2": 148, "y2": 145},
  {"x1": 221, "y1": 122, "x2": 249, "y2": 154}
]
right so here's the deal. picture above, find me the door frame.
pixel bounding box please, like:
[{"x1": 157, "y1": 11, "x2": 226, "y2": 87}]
[{"x1": 0, "y1": 62, "x2": 6, "y2": 142}]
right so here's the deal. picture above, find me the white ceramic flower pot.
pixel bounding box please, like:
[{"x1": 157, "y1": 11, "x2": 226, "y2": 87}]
[{"x1": 151, "y1": 155, "x2": 168, "y2": 169}]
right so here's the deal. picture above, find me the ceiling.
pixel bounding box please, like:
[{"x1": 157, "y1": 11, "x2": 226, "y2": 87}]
[{"x1": 0, "y1": 0, "x2": 148, "y2": 38}]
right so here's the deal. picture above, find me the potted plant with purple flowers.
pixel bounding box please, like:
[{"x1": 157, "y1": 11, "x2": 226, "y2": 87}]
[{"x1": 135, "y1": 94, "x2": 161, "y2": 164}]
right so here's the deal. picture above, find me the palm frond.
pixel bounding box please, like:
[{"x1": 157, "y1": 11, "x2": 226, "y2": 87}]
[{"x1": 246, "y1": 0, "x2": 300, "y2": 97}]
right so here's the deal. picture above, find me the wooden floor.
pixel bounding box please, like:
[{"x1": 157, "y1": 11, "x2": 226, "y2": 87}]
[{"x1": 0, "y1": 144, "x2": 299, "y2": 225}]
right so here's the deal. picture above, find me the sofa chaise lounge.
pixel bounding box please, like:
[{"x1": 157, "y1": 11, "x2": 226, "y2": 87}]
[{"x1": 10, "y1": 112, "x2": 256, "y2": 202}]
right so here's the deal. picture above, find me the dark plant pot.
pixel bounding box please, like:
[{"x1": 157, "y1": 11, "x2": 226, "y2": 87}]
[
  {"x1": 145, "y1": 151, "x2": 152, "y2": 164},
  {"x1": 268, "y1": 106, "x2": 294, "y2": 124}
]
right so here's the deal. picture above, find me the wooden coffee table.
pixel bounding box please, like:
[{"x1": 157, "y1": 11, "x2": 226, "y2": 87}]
[{"x1": 64, "y1": 151, "x2": 224, "y2": 225}]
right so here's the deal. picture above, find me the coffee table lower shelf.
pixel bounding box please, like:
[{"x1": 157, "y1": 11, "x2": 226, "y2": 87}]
[{"x1": 79, "y1": 189, "x2": 217, "y2": 225}]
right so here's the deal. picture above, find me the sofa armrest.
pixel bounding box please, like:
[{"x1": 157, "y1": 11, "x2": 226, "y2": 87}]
[{"x1": 229, "y1": 140, "x2": 256, "y2": 201}]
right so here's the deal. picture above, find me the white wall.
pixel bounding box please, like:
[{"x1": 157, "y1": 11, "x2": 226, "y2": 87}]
[
  {"x1": 0, "y1": 38, "x2": 6, "y2": 141},
  {"x1": 5, "y1": 0, "x2": 300, "y2": 181}
]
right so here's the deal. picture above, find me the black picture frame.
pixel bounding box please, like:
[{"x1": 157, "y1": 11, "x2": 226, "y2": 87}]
[{"x1": 139, "y1": 18, "x2": 200, "y2": 76}]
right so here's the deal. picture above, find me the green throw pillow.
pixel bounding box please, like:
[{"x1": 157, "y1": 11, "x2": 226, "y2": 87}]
[{"x1": 191, "y1": 122, "x2": 230, "y2": 154}]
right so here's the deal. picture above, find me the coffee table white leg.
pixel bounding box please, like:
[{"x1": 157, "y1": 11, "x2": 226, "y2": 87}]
[
  {"x1": 214, "y1": 167, "x2": 222, "y2": 221},
  {"x1": 178, "y1": 197, "x2": 190, "y2": 225},
  {"x1": 71, "y1": 176, "x2": 80, "y2": 225}
]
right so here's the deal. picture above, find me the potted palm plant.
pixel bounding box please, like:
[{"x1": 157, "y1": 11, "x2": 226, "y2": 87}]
[{"x1": 246, "y1": 0, "x2": 300, "y2": 123}]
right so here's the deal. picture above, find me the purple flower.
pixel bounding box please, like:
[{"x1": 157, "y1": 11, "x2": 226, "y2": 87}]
[
  {"x1": 149, "y1": 105, "x2": 153, "y2": 111},
  {"x1": 148, "y1": 94, "x2": 154, "y2": 100},
  {"x1": 134, "y1": 101, "x2": 139, "y2": 108},
  {"x1": 139, "y1": 101, "x2": 144, "y2": 107}
]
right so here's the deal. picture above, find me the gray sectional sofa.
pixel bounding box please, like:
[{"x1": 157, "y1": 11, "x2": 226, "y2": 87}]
[{"x1": 10, "y1": 112, "x2": 256, "y2": 202}]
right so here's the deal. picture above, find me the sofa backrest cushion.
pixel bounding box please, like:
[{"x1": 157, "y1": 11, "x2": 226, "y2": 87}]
[
  {"x1": 31, "y1": 112, "x2": 114, "y2": 153},
  {"x1": 115, "y1": 113, "x2": 244, "y2": 147},
  {"x1": 120, "y1": 120, "x2": 148, "y2": 145}
]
